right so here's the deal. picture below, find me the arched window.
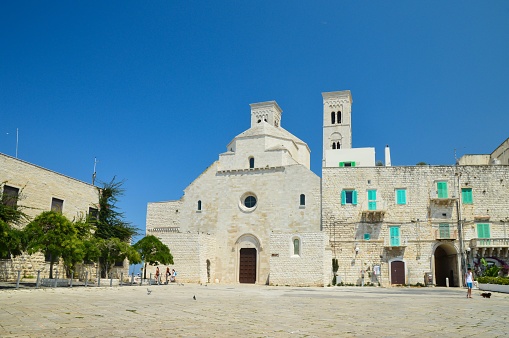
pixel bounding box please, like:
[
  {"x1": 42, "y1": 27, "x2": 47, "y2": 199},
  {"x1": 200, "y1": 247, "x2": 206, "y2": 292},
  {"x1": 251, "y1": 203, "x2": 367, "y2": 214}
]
[
  {"x1": 300, "y1": 194, "x2": 305, "y2": 206},
  {"x1": 337, "y1": 111, "x2": 342, "y2": 124},
  {"x1": 331, "y1": 111, "x2": 335, "y2": 124},
  {"x1": 197, "y1": 200, "x2": 202, "y2": 211},
  {"x1": 332, "y1": 143, "x2": 336, "y2": 149},
  {"x1": 249, "y1": 157, "x2": 255, "y2": 169},
  {"x1": 293, "y1": 238, "x2": 301, "y2": 256},
  {"x1": 336, "y1": 142, "x2": 341, "y2": 149}
]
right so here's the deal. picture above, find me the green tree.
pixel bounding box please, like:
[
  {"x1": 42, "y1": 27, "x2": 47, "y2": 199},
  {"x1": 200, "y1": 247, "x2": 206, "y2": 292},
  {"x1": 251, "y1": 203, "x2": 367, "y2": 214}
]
[
  {"x1": 24, "y1": 211, "x2": 78, "y2": 278},
  {"x1": 0, "y1": 220, "x2": 25, "y2": 259},
  {"x1": 95, "y1": 178, "x2": 137, "y2": 242},
  {"x1": 98, "y1": 237, "x2": 141, "y2": 277},
  {"x1": 133, "y1": 235, "x2": 173, "y2": 279},
  {"x1": 0, "y1": 182, "x2": 29, "y2": 259}
]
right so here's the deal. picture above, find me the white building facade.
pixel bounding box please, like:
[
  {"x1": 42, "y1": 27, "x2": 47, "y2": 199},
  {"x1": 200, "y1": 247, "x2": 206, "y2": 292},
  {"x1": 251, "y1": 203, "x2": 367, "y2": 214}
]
[{"x1": 148, "y1": 90, "x2": 509, "y2": 287}]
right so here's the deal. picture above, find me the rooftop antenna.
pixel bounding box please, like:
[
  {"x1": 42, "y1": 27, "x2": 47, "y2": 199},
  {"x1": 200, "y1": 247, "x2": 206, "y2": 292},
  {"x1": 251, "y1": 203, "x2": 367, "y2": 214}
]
[{"x1": 92, "y1": 157, "x2": 98, "y2": 185}]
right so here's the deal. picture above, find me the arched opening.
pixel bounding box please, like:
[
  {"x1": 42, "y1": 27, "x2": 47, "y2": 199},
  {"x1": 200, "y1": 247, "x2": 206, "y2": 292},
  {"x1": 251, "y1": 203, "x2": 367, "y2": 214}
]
[
  {"x1": 235, "y1": 233, "x2": 261, "y2": 284},
  {"x1": 434, "y1": 244, "x2": 459, "y2": 287},
  {"x1": 197, "y1": 200, "x2": 202, "y2": 211},
  {"x1": 206, "y1": 259, "x2": 211, "y2": 283},
  {"x1": 300, "y1": 194, "x2": 305, "y2": 206},
  {"x1": 249, "y1": 157, "x2": 255, "y2": 169},
  {"x1": 332, "y1": 143, "x2": 336, "y2": 149},
  {"x1": 336, "y1": 142, "x2": 341, "y2": 149},
  {"x1": 331, "y1": 111, "x2": 335, "y2": 124},
  {"x1": 337, "y1": 111, "x2": 342, "y2": 124}
]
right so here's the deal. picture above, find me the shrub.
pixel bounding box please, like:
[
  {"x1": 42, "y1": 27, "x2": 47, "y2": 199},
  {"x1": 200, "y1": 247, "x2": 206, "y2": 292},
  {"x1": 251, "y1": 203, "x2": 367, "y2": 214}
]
[{"x1": 477, "y1": 276, "x2": 509, "y2": 285}]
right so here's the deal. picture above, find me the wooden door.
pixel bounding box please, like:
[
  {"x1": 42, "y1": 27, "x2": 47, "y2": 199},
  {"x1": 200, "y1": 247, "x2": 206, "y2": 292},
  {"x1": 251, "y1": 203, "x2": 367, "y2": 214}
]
[
  {"x1": 239, "y1": 248, "x2": 257, "y2": 284},
  {"x1": 391, "y1": 261, "x2": 405, "y2": 285}
]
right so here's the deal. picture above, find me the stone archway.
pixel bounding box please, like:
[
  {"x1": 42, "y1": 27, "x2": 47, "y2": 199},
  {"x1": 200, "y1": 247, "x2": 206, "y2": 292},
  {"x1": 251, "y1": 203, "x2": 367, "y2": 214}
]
[
  {"x1": 235, "y1": 234, "x2": 261, "y2": 284},
  {"x1": 433, "y1": 243, "x2": 460, "y2": 287}
]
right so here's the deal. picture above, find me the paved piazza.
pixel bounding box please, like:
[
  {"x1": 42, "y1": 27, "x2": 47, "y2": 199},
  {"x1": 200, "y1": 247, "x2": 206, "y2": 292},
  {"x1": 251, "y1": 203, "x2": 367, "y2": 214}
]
[{"x1": 0, "y1": 284, "x2": 507, "y2": 337}]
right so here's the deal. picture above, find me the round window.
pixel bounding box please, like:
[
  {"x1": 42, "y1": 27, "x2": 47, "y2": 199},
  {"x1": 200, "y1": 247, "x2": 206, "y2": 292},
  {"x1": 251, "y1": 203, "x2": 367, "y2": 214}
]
[
  {"x1": 239, "y1": 192, "x2": 258, "y2": 212},
  {"x1": 244, "y1": 196, "x2": 257, "y2": 208}
]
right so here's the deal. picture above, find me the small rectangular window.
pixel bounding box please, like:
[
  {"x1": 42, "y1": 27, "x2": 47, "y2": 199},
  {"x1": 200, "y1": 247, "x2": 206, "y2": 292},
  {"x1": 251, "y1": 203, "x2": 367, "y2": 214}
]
[
  {"x1": 339, "y1": 161, "x2": 356, "y2": 167},
  {"x1": 364, "y1": 233, "x2": 370, "y2": 241},
  {"x1": 51, "y1": 198, "x2": 64, "y2": 213},
  {"x1": 341, "y1": 190, "x2": 357, "y2": 205},
  {"x1": 461, "y1": 188, "x2": 473, "y2": 204},
  {"x1": 437, "y1": 181, "x2": 448, "y2": 198},
  {"x1": 389, "y1": 226, "x2": 400, "y2": 246},
  {"x1": 439, "y1": 223, "x2": 450, "y2": 239},
  {"x1": 477, "y1": 223, "x2": 490, "y2": 245},
  {"x1": 367, "y1": 189, "x2": 377, "y2": 210},
  {"x1": 88, "y1": 207, "x2": 98, "y2": 222},
  {"x1": 2, "y1": 185, "x2": 19, "y2": 207},
  {"x1": 395, "y1": 189, "x2": 407, "y2": 205}
]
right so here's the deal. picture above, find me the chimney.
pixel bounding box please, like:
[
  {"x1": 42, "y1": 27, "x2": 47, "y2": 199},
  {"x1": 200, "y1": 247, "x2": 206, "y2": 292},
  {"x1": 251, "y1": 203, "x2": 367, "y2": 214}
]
[{"x1": 385, "y1": 145, "x2": 392, "y2": 167}]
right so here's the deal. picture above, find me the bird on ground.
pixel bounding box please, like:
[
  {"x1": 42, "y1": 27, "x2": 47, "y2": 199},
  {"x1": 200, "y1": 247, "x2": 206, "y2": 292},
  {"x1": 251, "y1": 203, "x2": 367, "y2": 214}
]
[
  {"x1": 193, "y1": 295, "x2": 196, "y2": 300},
  {"x1": 147, "y1": 288, "x2": 152, "y2": 295}
]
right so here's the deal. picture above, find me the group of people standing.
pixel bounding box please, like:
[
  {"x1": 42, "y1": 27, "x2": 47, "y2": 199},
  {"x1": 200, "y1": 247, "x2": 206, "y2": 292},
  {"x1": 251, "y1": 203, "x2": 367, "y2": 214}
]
[{"x1": 154, "y1": 267, "x2": 177, "y2": 285}]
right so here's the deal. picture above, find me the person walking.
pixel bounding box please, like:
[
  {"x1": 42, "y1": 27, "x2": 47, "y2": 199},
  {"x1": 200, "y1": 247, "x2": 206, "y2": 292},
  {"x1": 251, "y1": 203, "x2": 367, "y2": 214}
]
[
  {"x1": 465, "y1": 267, "x2": 474, "y2": 298},
  {"x1": 155, "y1": 267, "x2": 160, "y2": 285}
]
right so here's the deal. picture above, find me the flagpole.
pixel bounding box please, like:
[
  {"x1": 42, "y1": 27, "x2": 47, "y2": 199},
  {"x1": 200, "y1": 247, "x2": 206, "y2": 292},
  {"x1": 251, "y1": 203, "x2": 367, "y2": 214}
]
[{"x1": 15, "y1": 128, "x2": 18, "y2": 158}]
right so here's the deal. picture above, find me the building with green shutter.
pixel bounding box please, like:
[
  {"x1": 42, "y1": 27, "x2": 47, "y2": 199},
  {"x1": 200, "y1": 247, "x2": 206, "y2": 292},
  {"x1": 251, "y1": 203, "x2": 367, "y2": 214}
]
[{"x1": 322, "y1": 90, "x2": 509, "y2": 287}]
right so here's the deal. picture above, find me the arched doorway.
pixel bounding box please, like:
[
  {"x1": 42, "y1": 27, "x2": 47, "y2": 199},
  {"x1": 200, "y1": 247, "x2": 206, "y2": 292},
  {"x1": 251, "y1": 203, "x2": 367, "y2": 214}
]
[
  {"x1": 434, "y1": 243, "x2": 459, "y2": 287},
  {"x1": 235, "y1": 233, "x2": 261, "y2": 284}
]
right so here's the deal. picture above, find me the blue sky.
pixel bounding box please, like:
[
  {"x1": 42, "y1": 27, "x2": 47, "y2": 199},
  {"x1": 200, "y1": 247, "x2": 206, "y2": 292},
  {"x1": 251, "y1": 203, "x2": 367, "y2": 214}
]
[{"x1": 1, "y1": 1, "x2": 509, "y2": 245}]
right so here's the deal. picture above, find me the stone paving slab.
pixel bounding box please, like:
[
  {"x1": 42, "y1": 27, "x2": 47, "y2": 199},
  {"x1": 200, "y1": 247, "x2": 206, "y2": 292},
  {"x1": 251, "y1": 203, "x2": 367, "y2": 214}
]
[{"x1": 0, "y1": 284, "x2": 507, "y2": 337}]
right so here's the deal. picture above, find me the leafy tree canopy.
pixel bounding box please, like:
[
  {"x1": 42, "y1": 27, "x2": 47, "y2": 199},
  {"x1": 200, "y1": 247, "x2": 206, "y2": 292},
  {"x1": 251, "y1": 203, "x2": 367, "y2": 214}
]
[
  {"x1": 95, "y1": 178, "x2": 138, "y2": 242},
  {"x1": 24, "y1": 211, "x2": 78, "y2": 278},
  {"x1": 0, "y1": 219, "x2": 25, "y2": 259},
  {"x1": 134, "y1": 235, "x2": 173, "y2": 266}
]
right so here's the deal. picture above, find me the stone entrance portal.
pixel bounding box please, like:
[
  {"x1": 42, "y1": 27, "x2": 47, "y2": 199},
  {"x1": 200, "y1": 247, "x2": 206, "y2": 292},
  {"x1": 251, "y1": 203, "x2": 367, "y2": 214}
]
[{"x1": 433, "y1": 244, "x2": 459, "y2": 287}]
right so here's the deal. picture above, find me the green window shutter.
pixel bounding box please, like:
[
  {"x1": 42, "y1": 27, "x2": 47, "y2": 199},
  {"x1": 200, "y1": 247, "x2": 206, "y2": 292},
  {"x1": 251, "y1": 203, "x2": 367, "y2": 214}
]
[
  {"x1": 477, "y1": 223, "x2": 490, "y2": 238},
  {"x1": 437, "y1": 182, "x2": 448, "y2": 198},
  {"x1": 368, "y1": 190, "x2": 376, "y2": 201},
  {"x1": 341, "y1": 190, "x2": 346, "y2": 205},
  {"x1": 339, "y1": 162, "x2": 345, "y2": 167},
  {"x1": 351, "y1": 162, "x2": 356, "y2": 167},
  {"x1": 390, "y1": 227, "x2": 400, "y2": 246},
  {"x1": 462, "y1": 188, "x2": 473, "y2": 204},
  {"x1": 439, "y1": 224, "x2": 450, "y2": 239},
  {"x1": 364, "y1": 233, "x2": 370, "y2": 240},
  {"x1": 352, "y1": 190, "x2": 358, "y2": 205},
  {"x1": 396, "y1": 189, "x2": 407, "y2": 204}
]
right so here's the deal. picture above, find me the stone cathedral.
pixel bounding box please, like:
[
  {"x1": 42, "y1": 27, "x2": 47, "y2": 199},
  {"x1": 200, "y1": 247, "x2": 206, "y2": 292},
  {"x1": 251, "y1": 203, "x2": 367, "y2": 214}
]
[{"x1": 147, "y1": 90, "x2": 509, "y2": 287}]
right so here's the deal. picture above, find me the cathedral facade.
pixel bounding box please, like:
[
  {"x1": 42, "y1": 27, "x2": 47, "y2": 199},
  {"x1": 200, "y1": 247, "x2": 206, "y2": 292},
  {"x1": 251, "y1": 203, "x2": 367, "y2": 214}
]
[{"x1": 147, "y1": 90, "x2": 509, "y2": 287}]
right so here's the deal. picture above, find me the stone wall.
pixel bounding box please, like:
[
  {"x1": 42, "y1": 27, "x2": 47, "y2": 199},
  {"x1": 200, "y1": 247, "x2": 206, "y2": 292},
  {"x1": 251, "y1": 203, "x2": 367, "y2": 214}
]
[{"x1": 269, "y1": 232, "x2": 330, "y2": 286}]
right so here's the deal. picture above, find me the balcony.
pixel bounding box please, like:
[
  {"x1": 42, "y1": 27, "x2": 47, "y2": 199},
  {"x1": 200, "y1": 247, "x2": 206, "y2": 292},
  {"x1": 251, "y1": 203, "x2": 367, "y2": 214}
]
[
  {"x1": 360, "y1": 201, "x2": 386, "y2": 223},
  {"x1": 469, "y1": 238, "x2": 509, "y2": 258},
  {"x1": 434, "y1": 229, "x2": 458, "y2": 241},
  {"x1": 383, "y1": 237, "x2": 408, "y2": 250},
  {"x1": 429, "y1": 195, "x2": 457, "y2": 206}
]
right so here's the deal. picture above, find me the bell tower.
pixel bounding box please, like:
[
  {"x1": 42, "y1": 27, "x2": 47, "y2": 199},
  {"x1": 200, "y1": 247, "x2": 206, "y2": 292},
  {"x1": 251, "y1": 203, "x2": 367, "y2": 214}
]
[{"x1": 322, "y1": 90, "x2": 352, "y2": 166}]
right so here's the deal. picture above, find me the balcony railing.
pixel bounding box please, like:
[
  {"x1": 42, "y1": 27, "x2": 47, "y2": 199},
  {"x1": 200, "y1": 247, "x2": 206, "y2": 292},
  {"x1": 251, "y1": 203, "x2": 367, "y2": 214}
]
[
  {"x1": 434, "y1": 229, "x2": 458, "y2": 240},
  {"x1": 360, "y1": 200, "x2": 387, "y2": 212},
  {"x1": 383, "y1": 237, "x2": 408, "y2": 249},
  {"x1": 470, "y1": 238, "x2": 509, "y2": 248}
]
